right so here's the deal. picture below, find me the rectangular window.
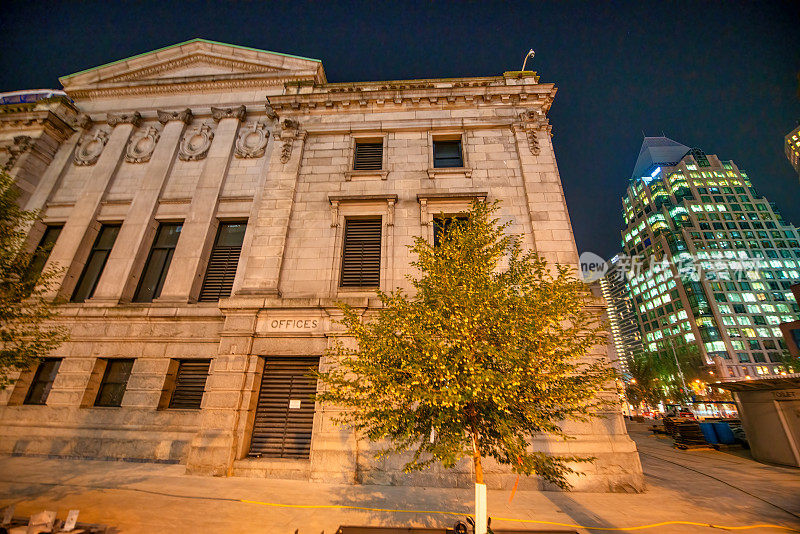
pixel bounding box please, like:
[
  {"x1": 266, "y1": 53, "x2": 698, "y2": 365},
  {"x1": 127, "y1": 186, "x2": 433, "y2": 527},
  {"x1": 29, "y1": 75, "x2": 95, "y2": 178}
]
[
  {"x1": 134, "y1": 223, "x2": 182, "y2": 303},
  {"x1": 23, "y1": 358, "x2": 62, "y2": 405},
  {"x1": 340, "y1": 218, "x2": 381, "y2": 287},
  {"x1": 198, "y1": 222, "x2": 246, "y2": 302},
  {"x1": 27, "y1": 225, "x2": 62, "y2": 282},
  {"x1": 433, "y1": 140, "x2": 463, "y2": 168},
  {"x1": 72, "y1": 224, "x2": 120, "y2": 303},
  {"x1": 94, "y1": 359, "x2": 134, "y2": 407},
  {"x1": 433, "y1": 216, "x2": 468, "y2": 247},
  {"x1": 168, "y1": 359, "x2": 211, "y2": 409},
  {"x1": 353, "y1": 141, "x2": 383, "y2": 171}
]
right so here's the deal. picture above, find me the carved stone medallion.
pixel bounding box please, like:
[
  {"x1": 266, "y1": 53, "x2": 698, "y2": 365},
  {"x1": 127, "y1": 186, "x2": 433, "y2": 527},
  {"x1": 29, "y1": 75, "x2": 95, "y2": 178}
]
[
  {"x1": 178, "y1": 123, "x2": 214, "y2": 161},
  {"x1": 73, "y1": 129, "x2": 110, "y2": 166},
  {"x1": 125, "y1": 125, "x2": 161, "y2": 163},
  {"x1": 234, "y1": 121, "x2": 270, "y2": 158}
]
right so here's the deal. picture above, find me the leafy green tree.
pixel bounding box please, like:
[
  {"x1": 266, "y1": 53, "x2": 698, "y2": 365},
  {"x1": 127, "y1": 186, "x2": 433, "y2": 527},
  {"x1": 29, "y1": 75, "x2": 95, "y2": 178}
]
[
  {"x1": 0, "y1": 170, "x2": 66, "y2": 389},
  {"x1": 625, "y1": 339, "x2": 726, "y2": 409},
  {"x1": 316, "y1": 201, "x2": 613, "y2": 528},
  {"x1": 774, "y1": 347, "x2": 800, "y2": 374},
  {"x1": 625, "y1": 352, "x2": 666, "y2": 408}
]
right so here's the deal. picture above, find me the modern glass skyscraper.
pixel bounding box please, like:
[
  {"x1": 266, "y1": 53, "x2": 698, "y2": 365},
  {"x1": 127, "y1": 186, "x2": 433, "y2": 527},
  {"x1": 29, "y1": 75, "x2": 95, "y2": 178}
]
[
  {"x1": 599, "y1": 255, "x2": 642, "y2": 375},
  {"x1": 607, "y1": 137, "x2": 800, "y2": 380}
]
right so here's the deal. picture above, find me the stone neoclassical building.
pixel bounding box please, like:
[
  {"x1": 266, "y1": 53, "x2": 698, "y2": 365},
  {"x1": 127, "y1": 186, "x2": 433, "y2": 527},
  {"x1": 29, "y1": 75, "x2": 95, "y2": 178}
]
[{"x1": 0, "y1": 39, "x2": 643, "y2": 491}]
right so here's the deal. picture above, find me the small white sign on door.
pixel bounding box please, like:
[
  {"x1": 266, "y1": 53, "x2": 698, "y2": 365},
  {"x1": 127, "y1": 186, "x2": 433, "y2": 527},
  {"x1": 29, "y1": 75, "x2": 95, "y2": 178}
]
[{"x1": 289, "y1": 399, "x2": 301, "y2": 409}]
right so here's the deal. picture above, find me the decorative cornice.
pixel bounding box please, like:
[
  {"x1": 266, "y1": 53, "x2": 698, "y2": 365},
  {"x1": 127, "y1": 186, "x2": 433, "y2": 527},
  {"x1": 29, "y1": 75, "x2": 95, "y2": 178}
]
[
  {"x1": 157, "y1": 108, "x2": 193, "y2": 125},
  {"x1": 328, "y1": 194, "x2": 398, "y2": 227},
  {"x1": 107, "y1": 111, "x2": 142, "y2": 127},
  {"x1": 65, "y1": 74, "x2": 319, "y2": 99},
  {"x1": 1, "y1": 135, "x2": 33, "y2": 170},
  {"x1": 266, "y1": 83, "x2": 557, "y2": 114},
  {"x1": 328, "y1": 193, "x2": 399, "y2": 203},
  {"x1": 103, "y1": 53, "x2": 282, "y2": 83},
  {"x1": 158, "y1": 197, "x2": 192, "y2": 205},
  {"x1": 416, "y1": 191, "x2": 489, "y2": 201},
  {"x1": 211, "y1": 105, "x2": 246, "y2": 122},
  {"x1": 0, "y1": 109, "x2": 78, "y2": 142}
]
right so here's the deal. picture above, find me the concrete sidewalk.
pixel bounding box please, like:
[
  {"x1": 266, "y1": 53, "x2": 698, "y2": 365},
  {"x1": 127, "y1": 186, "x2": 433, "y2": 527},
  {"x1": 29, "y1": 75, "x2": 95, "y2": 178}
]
[{"x1": 0, "y1": 424, "x2": 798, "y2": 533}]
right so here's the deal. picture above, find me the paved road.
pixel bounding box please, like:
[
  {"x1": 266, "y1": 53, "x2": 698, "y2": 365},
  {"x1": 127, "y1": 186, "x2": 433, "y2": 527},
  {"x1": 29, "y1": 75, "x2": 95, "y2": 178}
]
[{"x1": 0, "y1": 422, "x2": 797, "y2": 533}]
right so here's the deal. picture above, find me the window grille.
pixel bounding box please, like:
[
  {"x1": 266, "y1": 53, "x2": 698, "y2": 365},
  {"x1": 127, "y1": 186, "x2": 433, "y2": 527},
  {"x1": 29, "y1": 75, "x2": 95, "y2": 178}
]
[
  {"x1": 248, "y1": 357, "x2": 319, "y2": 459},
  {"x1": 199, "y1": 222, "x2": 246, "y2": 302},
  {"x1": 340, "y1": 218, "x2": 381, "y2": 287},
  {"x1": 168, "y1": 359, "x2": 210, "y2": 409},
  {"x1": 353, "y1": 142, "x2": 383, "y2": 171}
]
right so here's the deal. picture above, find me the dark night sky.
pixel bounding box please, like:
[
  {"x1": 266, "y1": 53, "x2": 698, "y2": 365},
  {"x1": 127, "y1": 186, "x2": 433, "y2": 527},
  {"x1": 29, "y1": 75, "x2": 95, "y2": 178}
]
[{"x1": 2, "y1": 1, "x2": 799, "y2": 259}]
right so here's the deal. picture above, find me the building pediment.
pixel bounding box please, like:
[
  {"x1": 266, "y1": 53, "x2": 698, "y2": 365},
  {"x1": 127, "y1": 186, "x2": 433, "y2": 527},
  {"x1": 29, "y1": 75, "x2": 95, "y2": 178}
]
[
  {"x1": 60, "y1": 38, "x2": 326, "y2": 99},
  {"x1": 101, "y1": 53, "x2": 283, "y2": 83}
]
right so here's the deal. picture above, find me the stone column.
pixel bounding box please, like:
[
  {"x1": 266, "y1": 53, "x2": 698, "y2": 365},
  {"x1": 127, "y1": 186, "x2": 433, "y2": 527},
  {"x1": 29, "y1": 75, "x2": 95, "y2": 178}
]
[
  {"x1": 90, "y1": 110, "x2": 192, "y2": 304},
  {"x1": 43, "y1": 112, "x2": 141, "y2": 300},
  {"x1": 235, "y1": 119, "x2": 306, "y2": 296},
  {"x1": 156, "y1": 106, "x2": 244, "y2": 304}
]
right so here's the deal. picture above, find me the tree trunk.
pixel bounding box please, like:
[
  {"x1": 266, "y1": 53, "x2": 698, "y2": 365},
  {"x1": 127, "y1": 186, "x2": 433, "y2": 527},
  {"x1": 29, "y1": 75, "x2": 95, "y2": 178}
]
[
  {"x1": 471, "y1": 431, "x2": 487, "y2": 534},
  {"x1": 472, "y1": 432, "x2": 484, "y2": 484}
]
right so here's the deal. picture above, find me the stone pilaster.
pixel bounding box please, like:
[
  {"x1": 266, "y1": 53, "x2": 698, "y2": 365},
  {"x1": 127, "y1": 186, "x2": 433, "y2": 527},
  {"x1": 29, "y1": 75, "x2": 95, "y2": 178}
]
[
  {"x1": 90, "y1": 110, "x2": 192, "y2": 304},
  {"x1": 511, "y1": 115, "x2": 579, "y2": 267},
  {"x1": 23, "y1": 130, "x2": 83, "y2": 213},
  {"x1": 235, "y1": 119, "x2": 306, "y2": 296},
  {"x1": 185, "y1": 310, "x2": 258, "y2": 476},
  {"x1": 20, "y1": 128, "x2": 84, "y2": 255},
  {"x1": 156, "y1": 106, "x2": 244, "y2": 303},
  {"x1": 43, "y1": 113, "x2": 140, "y2": 300}
]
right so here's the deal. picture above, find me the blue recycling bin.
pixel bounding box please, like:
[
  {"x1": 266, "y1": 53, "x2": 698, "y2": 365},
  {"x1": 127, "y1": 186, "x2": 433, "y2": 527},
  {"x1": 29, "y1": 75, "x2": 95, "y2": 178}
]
[
  {"x1": 713, "y1": 422, "x2": 736, "y2": 445},
  {"x1": 699, "y1": 422, "x2": 718, "y2": 444}
]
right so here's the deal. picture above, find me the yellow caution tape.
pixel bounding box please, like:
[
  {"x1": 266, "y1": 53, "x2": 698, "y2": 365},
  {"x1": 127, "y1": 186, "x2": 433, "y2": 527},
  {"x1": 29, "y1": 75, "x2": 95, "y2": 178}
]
[{"x1": 240, "y1": 499, "x2": 800, "y2": 532}]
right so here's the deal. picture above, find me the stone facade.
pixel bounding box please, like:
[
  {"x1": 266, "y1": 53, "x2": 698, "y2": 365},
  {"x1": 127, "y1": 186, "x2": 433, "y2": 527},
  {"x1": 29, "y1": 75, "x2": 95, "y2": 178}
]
[{"x1": 0, "y1": 39, "x2": 643, "y2": 491}]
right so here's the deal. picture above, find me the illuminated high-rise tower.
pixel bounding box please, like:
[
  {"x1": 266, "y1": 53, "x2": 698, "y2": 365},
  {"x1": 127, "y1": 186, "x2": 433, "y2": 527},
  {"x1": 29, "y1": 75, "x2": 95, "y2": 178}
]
[{"x1": 609, "y1": 137, "x2": 800, "y2": 380}]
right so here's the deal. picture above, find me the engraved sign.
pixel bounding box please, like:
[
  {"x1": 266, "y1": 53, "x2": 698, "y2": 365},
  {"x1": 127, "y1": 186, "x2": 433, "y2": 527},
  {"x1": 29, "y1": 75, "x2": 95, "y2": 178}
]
[
  {"x1": 289, "y1": 399, "x2": 302, "y2": 409},
  {"x1": 266, "y1": 318, "x2": 320, "y2": 331},
  {"x1": 774, "y1": 390, "x2": 799, "y2": 400}
]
